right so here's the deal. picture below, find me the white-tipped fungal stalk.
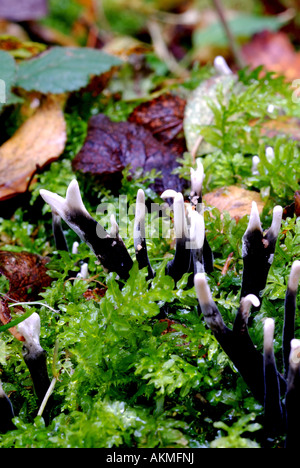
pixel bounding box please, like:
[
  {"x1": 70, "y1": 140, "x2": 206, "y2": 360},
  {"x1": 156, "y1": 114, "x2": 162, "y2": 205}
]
[
  {"x1": 40, "y1": 179, "x2": 90, "y2": 226},
  {"x1": 194, "y1": 273, "x2": 226, "y2": 334},
  {"x1": 194, "y1": 272, "x2": 213, "y2": 306},
  {"x1": 77, "y1": 262, "x2": 89, "y2": 279},
  {"x1": 269, "y1": 205, "x2": 283, "y2": 241},
  {"x1": 187, "y1": 207, "x2": 205, "y2": 274},
  {"x1": 173, "y1": 192, "x2": 188, "y2": 241},
  {"x1": 241, "y1": 201, "x2": 283, "y2": 301},
  {"x1": 17, "y1": 313, "x2": 51, "y2": 412},
  {"x1": 263, "y1": 317, "x2": 284, "y2": 441},
  {"x1": 72, "y1": 241, "x2": 79, "y2": 254},
  {"x1": 283, "y1": 260, "x2": 300, "y2": 379},
  {"x1": 160, "y1": 189, "x2": 178, "y2": 201},
  {"x1": 40, "y1": 179, "x2": 133, "y2": 280},
  {"x1": 238, "y1": 294, "x2": 260, "y2": 323},
  {"x1": 243, "y1": 201, "x2": 262, "y2": 241},
  {"x1": 233, "y1": 294, "x2": 260, "y2": 335},
  {"x1": 190, "y1": 158, "x2": 204, "y2": 199},
  {"x1": 134, "y1": 189, "x2": 146, "y2": 251},
  {"x1": 188, "y1": 207, "x2": 205, "y2": 251},
  {"x1": 110, "y1": 214, "x2": 119, "y2": 239},
  {"x1": 288, "y1": 260, "x2": 300, "y2": 293},
  {"x1": 266, "y1": 146, "x2": 275, "y2": 163},
  {"x1": 264, "y1": 318, "x2": 275, "y2": 352},
  {"x1": 289, "y1": 338, "x2": 300, "y2": 370},
  {"x1": 18, "y1": 312, "x2": 44, "y2": 358},
  {"x1": 214, "y1": 55, "x2": 233, "y2": 76},
  {"x1": 251, "y1": 155, "x2": 260, "y2": 176},
  {"x1": 133, "y1": 189, "x2": 154, "y2": 279}
]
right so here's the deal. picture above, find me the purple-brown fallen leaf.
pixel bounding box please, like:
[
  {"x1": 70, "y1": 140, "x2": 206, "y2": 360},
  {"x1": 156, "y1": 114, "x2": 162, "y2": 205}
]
[
  {"x1": 0, "y1": 250, "x2": 52, "y2": 303},
  {"x1": 0, "y1": 0, "x2": 48, "y2": 21},
  {"x1": 72, "y1": 113, "x2": 185, "y2": 194}
]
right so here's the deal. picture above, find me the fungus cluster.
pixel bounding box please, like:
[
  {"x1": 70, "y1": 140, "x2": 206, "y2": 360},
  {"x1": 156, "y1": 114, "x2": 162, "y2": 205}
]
[{"x1": 0, "y1": 156, "x2": 299, "y2": 448}]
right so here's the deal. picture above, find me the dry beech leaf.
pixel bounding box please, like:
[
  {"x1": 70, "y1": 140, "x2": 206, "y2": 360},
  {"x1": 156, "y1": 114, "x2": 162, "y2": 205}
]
[
  {"x1": 203, "y1": 185, "x2": 264, "y2": 220},
  {"x1": 0, "y1": 95, "x2": 67, "y2": 201}
]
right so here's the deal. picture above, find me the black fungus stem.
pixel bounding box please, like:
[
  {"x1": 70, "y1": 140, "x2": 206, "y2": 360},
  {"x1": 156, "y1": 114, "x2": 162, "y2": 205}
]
[
  {"x1": 263, "y1": 319, "x2": 285, "y2": 442},
  {"x1": 0, "y1": 386, "x2": 15, "y2": 433},
  {"x1": 285, "y1": 341, "x2": 300, "y2": 448},
  {"x1": 52, "y1": 211, "x2": 69, "y2": 252}
]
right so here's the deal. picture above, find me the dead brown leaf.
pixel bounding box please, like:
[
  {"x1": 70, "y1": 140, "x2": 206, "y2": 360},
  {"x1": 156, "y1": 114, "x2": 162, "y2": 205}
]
[
  {"x1": 0, "y1": 95, "x2": 67, "y2": 201},
  {"x1": 128, "y1": 92, "x2": 186, "y2": 144},
  {"x1": 0, "y1": 250, "x2": 53, "y2": 341},
  {"x1": 0, "y1": 250, "x2": 53, "y2": 303},
  {"x1": 203, "y1": 185, "x2": 264, "y2": 220},
  {"x1": 128, "y1": 92, "x2": 187, "y2": 158},
  {"x1": 242, "y1": 30, "x2": 300, "y2": 81},
  {"x1": 260, "y1": 116, "x2": 300, "y2": 142},
  {"x1": 283, "y1": 190, "x2": 300, "y2": 219},
  {"x1": 0, "y1": 298, "x2": 25, "y2": 341},
  {"x1": 72, "y1": 113, "x2": 185, "y2": 194}
]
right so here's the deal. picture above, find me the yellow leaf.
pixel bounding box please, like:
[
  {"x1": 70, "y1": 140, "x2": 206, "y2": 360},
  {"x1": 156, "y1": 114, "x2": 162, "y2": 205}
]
[{"x1": 203, "y1": 185, "x2": 264, "y2": 220}]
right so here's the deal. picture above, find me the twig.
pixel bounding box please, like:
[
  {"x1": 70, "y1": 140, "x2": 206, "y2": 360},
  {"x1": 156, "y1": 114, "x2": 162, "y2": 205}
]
[
  {"x1": 37, "y1": 339, "x2": 60, "y2": 419},
  {"x1": 147, "y1": 19, "x2": 190, "y2": 79},
  {"x1": 211, "y1": 0, "x2": 245, "y2": 69},
  {"x1": 37, "y1": 377, "x2": 57, "y2": 418}
]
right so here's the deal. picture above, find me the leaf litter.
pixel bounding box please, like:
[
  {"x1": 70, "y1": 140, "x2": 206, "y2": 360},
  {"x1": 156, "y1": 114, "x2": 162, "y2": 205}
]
[
  {"x1": 72, "y1": 111, "x2": 185, "y2": 194},
  {"x1": 0, "y1": 95, "x2": 67, "y2": 201}
]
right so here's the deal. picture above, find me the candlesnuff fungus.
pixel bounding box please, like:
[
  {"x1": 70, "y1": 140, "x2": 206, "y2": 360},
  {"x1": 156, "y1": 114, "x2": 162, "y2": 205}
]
[
  {"x1": 0, "y1": 381, "x2": 14, "y2": 433},
  {"x1": 40, "y1": 179, "x2": 133, "y2": 281},
  {"x1": 17, "y1": 313, "x2": 51, "y2": 409},
  {"x1": 213, "y1": 55, "x2": 233, "y2": 76},
  {"x1": 285, "y1": 338, "x2": 300, "y2": 448},
  {"x1": 51, "y1": 209, "x2": 68, "y2": 252},
  {"x1": 194, "y1": 252, "x2": 300, "y2": 446},
  {"x1": 38, "y1": 158, "x2": 300, "y2": 447},
  {"x1": 164, "y1": 191, "x2": 192, "y2": 284},
  {"x1": 283, "y1": 260, "x2": 300, "y2": 379},
  {"x1": 134, "y1": 189, "x2": 154, "y2": 280},
  {"x1": 240, "y1": 202, "x2": 283, "y2": 306},
  {"x1": 263, "y1": 318, "x2": 284, "y2": 441},
  {"x1": 195, "y1": 272, "x2": 268, "y2": 403}
]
